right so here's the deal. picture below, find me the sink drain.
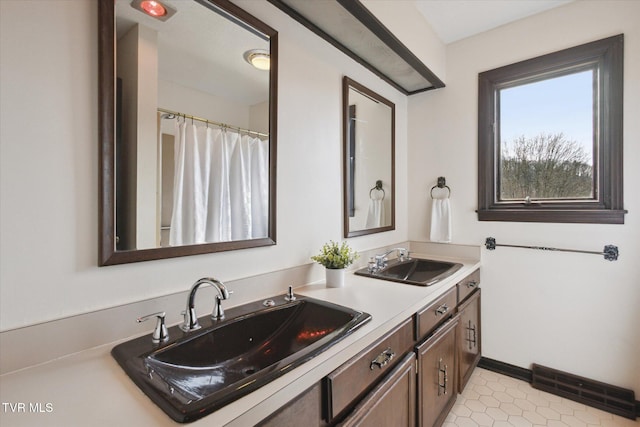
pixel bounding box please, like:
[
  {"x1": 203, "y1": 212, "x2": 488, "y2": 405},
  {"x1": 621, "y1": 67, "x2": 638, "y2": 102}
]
[{"x1": 243, "y1": 367, "x2": 257, "y2": 375}]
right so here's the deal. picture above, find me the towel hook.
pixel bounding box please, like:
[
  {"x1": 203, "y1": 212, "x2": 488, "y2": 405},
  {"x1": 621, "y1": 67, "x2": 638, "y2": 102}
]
[
  {"x1": 369, "y1": 180, "x2": 385, "y2": 200},
  {"x1": 430, "y1": 176, "x2": 451, "y2": 198}
]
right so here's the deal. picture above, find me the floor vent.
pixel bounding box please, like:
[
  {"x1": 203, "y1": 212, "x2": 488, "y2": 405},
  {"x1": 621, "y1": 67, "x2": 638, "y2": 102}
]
[{"x1": 532, "y1": 363, "x2": 637, "y2": 420}]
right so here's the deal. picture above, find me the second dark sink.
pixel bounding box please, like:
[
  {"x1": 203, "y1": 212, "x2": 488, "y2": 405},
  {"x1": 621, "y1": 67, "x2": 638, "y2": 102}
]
[{"x1": 355, "y1": 257, "x2": 462, "y2": 286}]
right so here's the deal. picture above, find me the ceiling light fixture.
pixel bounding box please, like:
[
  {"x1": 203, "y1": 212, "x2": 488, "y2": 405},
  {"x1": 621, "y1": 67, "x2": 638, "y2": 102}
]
[
  {"x1": 141, "y1": 1, "x2": 166, "y2": 17},
  {"x1": 243, "y1": 49, "x2": 270, "y2": 71},
  {"x1": 130, "y1": 0, "x2": 177, "y2": 21}
]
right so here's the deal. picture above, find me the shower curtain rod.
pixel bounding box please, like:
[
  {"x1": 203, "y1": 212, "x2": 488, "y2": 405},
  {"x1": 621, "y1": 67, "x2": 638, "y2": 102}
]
[{"x1": 157, "y1": 107, "x2": 269, "y2": 138}]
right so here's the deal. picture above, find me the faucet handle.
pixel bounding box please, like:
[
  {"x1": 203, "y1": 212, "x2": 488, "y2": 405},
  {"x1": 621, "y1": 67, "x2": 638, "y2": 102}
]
[
  {"x1": 137, "y1": 311, "x2": 169, "y2": 343},
  {"x1": 368, "y1": 257, "x2": 378, "y2": 273},
  {"x1": 285, "y1": 285, "x2": 296, "y2": 301}
]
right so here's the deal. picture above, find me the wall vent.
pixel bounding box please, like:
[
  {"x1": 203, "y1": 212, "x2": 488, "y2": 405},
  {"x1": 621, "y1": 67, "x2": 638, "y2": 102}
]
[{"x1": 532, "y1": 364, "x2": 637, "y2": 420}]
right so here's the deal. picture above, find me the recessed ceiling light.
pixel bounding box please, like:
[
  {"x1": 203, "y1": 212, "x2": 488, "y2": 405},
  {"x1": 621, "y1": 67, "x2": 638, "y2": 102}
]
[
  {"x1": 243, "y1": 49, "x2": 270, "y2": 71},
  {"x1": 141, "y1": 1, "x2": 166, "y2": 17},
  {"x1": 130, "y1": 0, "x2": 177, "y2": 21}
]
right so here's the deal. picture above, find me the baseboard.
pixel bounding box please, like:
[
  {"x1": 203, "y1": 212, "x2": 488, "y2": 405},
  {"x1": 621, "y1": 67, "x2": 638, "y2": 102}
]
[
  {"x1": 478, "y1": 357, "x2": 532, "y2": 383},
  {"x1": 532, "y1": 363, "x2": 637, "y2": 420},
  {"x1": 477, "y1": 357, "x2": 637, "y2": 420}
]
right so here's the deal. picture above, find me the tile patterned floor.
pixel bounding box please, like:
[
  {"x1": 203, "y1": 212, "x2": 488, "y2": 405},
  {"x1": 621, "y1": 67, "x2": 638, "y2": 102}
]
[{"x1": 444, "y1": 368, "x2": 639, "y2": 427}]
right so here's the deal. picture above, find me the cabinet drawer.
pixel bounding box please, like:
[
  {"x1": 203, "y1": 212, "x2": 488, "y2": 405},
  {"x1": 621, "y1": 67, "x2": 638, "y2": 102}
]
[
  {"x1": 338, "y1": 352, "x2": 416, "y2": 427},
  {"x1": 324, "y1": 317, "x2": 414, "y2": 422},
  {"x1": 415, "y1": 287, "x2": 457, "y2": 341},
  {"x1": 457, "y1": 269, "x2": 480, "y2": 303}
]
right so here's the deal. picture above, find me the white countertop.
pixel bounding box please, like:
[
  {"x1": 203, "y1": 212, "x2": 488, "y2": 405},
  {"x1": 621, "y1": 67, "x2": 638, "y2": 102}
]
[{"x1": 0, "y1": 256, "x2": 480, "y2": 427}]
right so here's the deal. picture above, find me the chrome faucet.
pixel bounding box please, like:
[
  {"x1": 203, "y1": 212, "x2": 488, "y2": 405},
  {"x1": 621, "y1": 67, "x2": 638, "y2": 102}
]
[
  {"x1": 371, "y1": 247, "x2": 409, "y2": 272},
  {"x1": 180, "y1": 277, "x2": 231, "y2": 332}
]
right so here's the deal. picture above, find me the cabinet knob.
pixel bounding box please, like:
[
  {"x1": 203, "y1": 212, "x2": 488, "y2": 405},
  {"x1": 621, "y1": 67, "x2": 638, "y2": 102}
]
[
  {"x1": 435, "y1": 304, "x2": 449, "y2": 316},
  {"x1": 467, "y1": 281, "x2": 478, "y2": 288},
  {"x1": 370, "y1": 348, "x2": 395, "y2": 370}
]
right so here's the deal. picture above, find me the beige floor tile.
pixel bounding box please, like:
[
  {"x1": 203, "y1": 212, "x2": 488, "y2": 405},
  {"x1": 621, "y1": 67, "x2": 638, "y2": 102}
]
[
  {"x1": 500, "y1": 402, "x2": 525, "y2": 416},
  {"x1": 523, "y1": 409, "x2": 548, "y2": 424},
  {"x1": 448, "y1": 368, "x2": 638, "y2": 427},
  {"x1": 455, "y1": 416, "x2": 479, "y2": 427},
  {"x1": 470, "y1": 411, "x2": 494, "y2": 426},
  {"x1": 561, "y1": 414, "x2": 589, "y2": 427},
  {"x1": 486, "y1": 406, "x2": 509, "y2": 421},
  {"x1": 479, "y1": 394, "x2": 501, "y2": 408},
  {"x1": 509, "y1": 414, "x2": 535, "y2": 427}
]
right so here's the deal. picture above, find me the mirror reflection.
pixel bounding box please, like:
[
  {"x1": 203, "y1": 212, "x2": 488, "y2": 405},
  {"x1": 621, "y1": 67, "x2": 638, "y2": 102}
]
[
  {"x1": 343, "y1": 77, "x2": 395, "y2": 238},
  {"x1": 99, "y1": 0, "x2": 278, "y2": 264}
]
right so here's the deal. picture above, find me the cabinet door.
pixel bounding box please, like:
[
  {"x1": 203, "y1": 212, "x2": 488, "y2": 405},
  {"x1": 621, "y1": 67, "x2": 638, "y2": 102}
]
[
  {"x1": 416, "y1": 316, "x2": 459, "y2": 427},
  {"x1": 339, "y1": 352, "x2": 416, "y2": 427},
  {"x1": 458, "y1": 289, "x2": 481, "y2": 391},
  {"x1": 257, "y1": 383, "x2": 326, "y2": 427}
]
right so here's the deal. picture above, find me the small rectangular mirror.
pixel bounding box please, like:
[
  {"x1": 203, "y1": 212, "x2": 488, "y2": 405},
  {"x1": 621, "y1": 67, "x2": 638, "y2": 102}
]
[{"x1": 343, "y1": 77, "x2": 395, "y2": 238}]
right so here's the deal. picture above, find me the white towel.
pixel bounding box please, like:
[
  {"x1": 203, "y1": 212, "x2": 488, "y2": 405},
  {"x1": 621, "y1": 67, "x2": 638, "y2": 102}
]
[
  {"x1": 430, "y1": 198, "x2": 451, "y2": 243},
  {"x1": 365, "y1": 198, "x2": 384, "y2": 228}
]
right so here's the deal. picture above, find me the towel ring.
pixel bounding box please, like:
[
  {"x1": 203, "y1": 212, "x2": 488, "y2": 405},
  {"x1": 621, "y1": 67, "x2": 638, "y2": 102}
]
[
  {"x1": 430, "y1": 176, "x2": 451, "y2": 198},
  {"x1": 370, "y1": 180, "x2": 385, "y2": 200}
]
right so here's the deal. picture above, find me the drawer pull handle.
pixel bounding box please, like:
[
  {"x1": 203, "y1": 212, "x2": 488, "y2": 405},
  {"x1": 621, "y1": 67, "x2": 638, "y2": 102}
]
[
  {"x1": 370, "y1": 348, "x2": 395, "y2": 370},
  {"x1": 467, "y1": 280, "x2": 478, "y2": 288},
  {"x1": 465, "y1": 320, "x2": 477, "y2": 350},
  {"x1": 435, "y1": 304, "x2": 449, "y2": 316},
  {"x1": 438, "y1": 358, "x2": 448, "y2": 396}
]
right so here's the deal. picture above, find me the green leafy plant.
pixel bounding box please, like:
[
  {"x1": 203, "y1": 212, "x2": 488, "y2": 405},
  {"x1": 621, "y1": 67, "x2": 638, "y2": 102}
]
[{"x1": 311, "y1": 240, "x2": 359, "y2": 270}]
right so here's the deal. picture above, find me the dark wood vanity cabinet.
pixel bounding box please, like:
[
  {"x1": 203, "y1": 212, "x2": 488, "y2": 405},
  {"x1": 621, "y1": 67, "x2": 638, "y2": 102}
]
[
  {"x1": 338, "y1": 352, "x2": 416, "y2": 427},
  {"x1": 457, "y1": 288, "x2": 481, "y2": 391},
  {"x1": 414, "y1": 269, "x2": 481, "y2": 427},
  {"x1": 325, "y1": 318, "x2": 414, "y2": 423},
  {"x1": 416, "y1": 315, "x2": 460, "y2": 427},
  {"x1": 260, "y1": 268, "x2": 482, "y2": 427},
  {"x1": 258, "y1": 383, "x2": 327, "y2": 427}
]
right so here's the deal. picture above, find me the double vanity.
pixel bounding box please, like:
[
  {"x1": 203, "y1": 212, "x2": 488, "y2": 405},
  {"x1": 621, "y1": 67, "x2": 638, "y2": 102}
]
[
  {"x1": 0, "y1": 247, "x2": 481, "y2": 426},
  {"x1": 261, "y1": 259, "x2": 481, "y2": 427}
]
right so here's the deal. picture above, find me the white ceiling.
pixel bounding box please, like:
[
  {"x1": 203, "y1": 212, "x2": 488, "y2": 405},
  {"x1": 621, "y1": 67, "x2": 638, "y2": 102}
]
[
  {"x1": 115, "y1": 0, "x2": 576, "y2": 104},
  {"x1": 415, "y1": 0, "x2": 575, "y2": 44},
  {"x1": 116, "y1": 0, "x2": 269, "y2": 106}
]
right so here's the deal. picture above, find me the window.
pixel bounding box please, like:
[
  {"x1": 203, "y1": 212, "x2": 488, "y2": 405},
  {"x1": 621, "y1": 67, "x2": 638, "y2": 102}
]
[{"x1": 477, "y1": 35, "x2": 625, "y2": 224}]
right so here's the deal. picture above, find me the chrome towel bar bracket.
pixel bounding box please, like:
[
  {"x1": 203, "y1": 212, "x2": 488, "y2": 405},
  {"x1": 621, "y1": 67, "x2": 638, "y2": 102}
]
[{"x1": 484, "y1": 237, "x2": 619, "y2": 261}]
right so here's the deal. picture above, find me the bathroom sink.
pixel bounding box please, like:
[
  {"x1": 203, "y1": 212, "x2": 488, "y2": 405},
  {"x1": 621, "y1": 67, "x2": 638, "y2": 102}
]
[
  {"x1": 111, "y1": 294, "x2": 371, "y2": 423},
  {"x1": 355, "y1": 257, "x2": 462, "y2": 286}
]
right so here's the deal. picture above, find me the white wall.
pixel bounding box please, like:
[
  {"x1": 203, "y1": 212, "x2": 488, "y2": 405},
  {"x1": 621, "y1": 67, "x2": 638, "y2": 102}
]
[
  {"x1": 0, "y1": 0, "x2": 409, "y2": 331},
  {"x1": 408, "y1": 1, "x2": 640, "y2": 391},
  {"x1": 361, "y1": 0, "x2": 446, "y2": 83}
]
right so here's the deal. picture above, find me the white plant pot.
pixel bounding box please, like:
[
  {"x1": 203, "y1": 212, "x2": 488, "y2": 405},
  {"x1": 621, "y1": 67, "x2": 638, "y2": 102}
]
[{"x1": 325, "y1": 268, "x2": 346, "y2": 288}]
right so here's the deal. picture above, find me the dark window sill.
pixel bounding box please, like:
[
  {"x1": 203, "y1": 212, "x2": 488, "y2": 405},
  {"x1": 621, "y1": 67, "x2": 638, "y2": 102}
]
[{"x1": 477, "y1": 209, "x2": 627, "y2": 224}]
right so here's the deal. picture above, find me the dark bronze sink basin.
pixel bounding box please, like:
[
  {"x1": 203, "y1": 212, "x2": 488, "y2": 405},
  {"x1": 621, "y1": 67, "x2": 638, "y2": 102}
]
[
  {"x1": 355, "y1": 258, "x2": 462, "y2": 286},
  {"x1": 112, "y1": 295, "x2": 370, "y2": 423}
]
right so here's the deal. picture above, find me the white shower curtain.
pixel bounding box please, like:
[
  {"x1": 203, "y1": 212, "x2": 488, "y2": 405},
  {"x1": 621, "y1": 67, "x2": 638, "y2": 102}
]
[{"x1": 169, "y1": 121, "x2": 269, "y2": 246}]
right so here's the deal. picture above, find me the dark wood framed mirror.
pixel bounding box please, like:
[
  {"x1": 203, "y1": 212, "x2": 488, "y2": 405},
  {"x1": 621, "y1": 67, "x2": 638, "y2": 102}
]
[
  {"x1": 98, "y1": 0, "x2": 278, "y2": 265},
  {"x1": 343, "y1": 77, "x2": 395, "y2": 238}
]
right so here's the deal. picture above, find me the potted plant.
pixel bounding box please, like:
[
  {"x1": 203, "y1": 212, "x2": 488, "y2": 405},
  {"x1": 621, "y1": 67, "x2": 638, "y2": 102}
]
[{"x1": 311, "y1": 240, "x2": 358, "y2": 288}]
